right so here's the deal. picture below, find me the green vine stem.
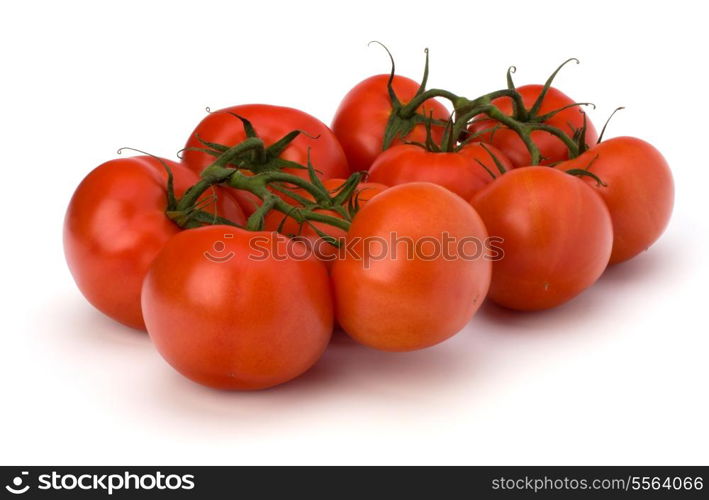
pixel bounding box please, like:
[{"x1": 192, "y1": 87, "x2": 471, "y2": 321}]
[
  {"x1": 167, "y1": 145, "x2": 358, "y2": 236},
  {"x1": 229, "y1": 169, "x2": 355, "y2": 232},
  {"x1": 116, "y1": 146, "x2": 247, "y2": 230},
  {"x1": 394, "y1": 85, "x2": 580, "y2": 164},
  {"x1": 175, "y1": 137, "x2": 266, "y2": 211},
  {"x1": 378, "y1": 48, "x2": 589, "y2": 165}
]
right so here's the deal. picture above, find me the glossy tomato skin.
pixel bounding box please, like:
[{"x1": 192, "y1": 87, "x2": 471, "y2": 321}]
[
  {"x1": 142, "y1": 226, "x2": 333, "y2": 390},
  {"x1": 332, "y1": 74, "x2": 449, "y2": 173},
  {"x1": 64, "y1": 156, "x2": 245, "y2": 330},
  {"x1": 368, "y1": 143, "x2": 513, "y2": 200},
  {"x1": 182, "y1": 104, "x2": 350, "y2": 213},
  {"x1": 468, "y1": 85, "x2": 598, "y2": 167},
  {"x1": 333, "y1": 182, "x2": 491, "y2": 351},
  {"x1": 471, "y1": 167, "x2": 612, "y2": 311},
  {"x1": 556, "y1": 137, "x2": 673, "y2": 264}
]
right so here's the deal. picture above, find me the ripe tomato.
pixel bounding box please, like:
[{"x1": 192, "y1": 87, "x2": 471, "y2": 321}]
[
  {"x1": 182, "y1": 104, "x2": 350, "y2": 213},
  {"x1": 556, "y1": 137, "x2": 673, "y2": 264},
  {"x1": 367, "y1": 142, "x2": 513, "y2": 200},
  {"x1": 64, "y1": 156, "x2": 245, "y2": 330},
  {"x1": 332, "y1": 182, "x2": 491, "y2": 351},
  {"x1": 471, "y1": 167, "x2": 612, "y2": 311},
  {"x1": 332, "y1": 74, "x2": 449, "y2": 173},
  {"x1": 468, "y1": 85, "x2": 598, "y2": 167},
  {"x1": 141, "y1": 225, "x2": 333, "y2": 390}
]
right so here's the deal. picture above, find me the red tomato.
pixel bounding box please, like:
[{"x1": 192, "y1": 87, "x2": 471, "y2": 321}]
[
  {"x1": 332, "y1": 183, "x2": 491, "y2": 351},
  {"x1": 471, "y1": 167, "x2": 612, "y2": 311},
  {"x1": 142, "y1": 226, "x2": 333, "y2": 390},
  {"x1": 182, "y1": 104, "x2": 350, "y2": 213},
  {"x1": 332, "y1": 74, "x2": 449, "y2": 173},
  {"x1": 367, "y1": 142, "x2": 513, "y2": 200},
  {"x1": 64, "y1": 156, "x2": 245, "y2": 330},
  {"x1": 263, "y1": 178, "x2": 387, "y2": 266},
  {"x1": 468, "y1": 85, "x2": 598, "y2": 167},
  {"x1": 556, "y1": 137, "x2": 673, "y2": 264}
]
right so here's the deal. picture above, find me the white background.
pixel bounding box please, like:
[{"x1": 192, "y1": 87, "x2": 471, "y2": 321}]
[{"x1": 1, "y1": 0, "x2": 707, "y2": 465}]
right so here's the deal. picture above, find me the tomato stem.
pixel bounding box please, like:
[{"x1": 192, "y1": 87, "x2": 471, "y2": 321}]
[
  {"x1": 227, "y1": 170, "x2": 352, "y2": 232},
  {"x1": 398, "y1": 88, "x2": 460, "y2": 118},
  {"x1": 597, "y1": 106, "x2": 625, "y2": 144},
  {"x1": 376, "y1": 49, "x2": 588, "y2": 165},
  {"x1": 175, "y1": 138, "x2": 266, "y2": 213},
  {"x1": 528, "y1": 58, "x2": 579, "y2": 117}
]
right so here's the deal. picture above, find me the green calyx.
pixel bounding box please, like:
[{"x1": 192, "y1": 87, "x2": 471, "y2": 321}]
[
  {"x1": 185, "y1": 113, "x2": 317, "y2": 175},
  {"x1": 405, "y1": 110, "x2": 456, "y2": 153},
  {"x1": 384, "y1": 53, "x2": 591, "y2": 164},
  {"x1": 115, "y1": 147, "x2": 239, "y2": 230},
  {"x1": 596, "y1": 106, "x2": 625, "y2": 145},
  {"x1": 564, "y1": 154, "x2": 607, "y2": 187},
  {"x1": 457, "y1": 59, "x2": 595, "y2": 163},
  {"x1": 371, "y1": 42, "x2": 453, "y2": 151},
  {"x1": 381, "y1": 53, "x2": 594, "y2": 165},
  {"x1": 169, "y1": 112, "x2": 365, "y2": 239},
  {"x1": 225, "y1": 163, "x2": 359, "y2": 236},
  {"x1": 164, "y1": 134, "x2": 363, "y2": 239}
]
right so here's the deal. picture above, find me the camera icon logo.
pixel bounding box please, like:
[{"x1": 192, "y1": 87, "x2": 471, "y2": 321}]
[
  {"x1": 5, "y1": 471, "x2": 29, "y2": 495},
  {"x1": 204, "y1": 234, "x2": 236, "y2": 263}
]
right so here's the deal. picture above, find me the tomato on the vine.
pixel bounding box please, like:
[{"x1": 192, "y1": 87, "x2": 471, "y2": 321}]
[
  {"x1": 468, "y1": 85, "x2": 597, "y2": 167},
  {"x1": 332, "y1": 74, "x2": 449, "y2": 173},
  {"x1": 182, "y1": 104, "x2": 351, "y2": 213},
  {"x1": 556, "y1": 136, "x2": 673, "y2": 264},
  {"x1": 368, "y1": 142, "x2": 513, "y2": 200},
  {"x1": 64, "y1": 156, "x2": 245, "y2": 330},
  {"x1": 471, "y1": 167, "x2": 612, "y2": 311},
  {"x1": 142, "y1": 225, "x2": 333, "y2": 390},
  {"x1": 333, "y1": 182, "x2": 491, "y2": 351}
]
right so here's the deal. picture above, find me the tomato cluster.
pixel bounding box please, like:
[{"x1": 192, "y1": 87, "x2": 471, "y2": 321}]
[{"x1": 64, "y1": 47, "x2": 673, "y2": 390}]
